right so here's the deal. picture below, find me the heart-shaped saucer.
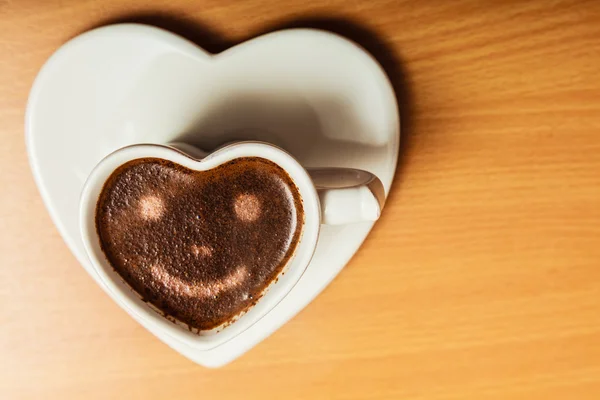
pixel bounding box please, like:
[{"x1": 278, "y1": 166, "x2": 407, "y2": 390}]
[{"x1": 26, "y1": 24, "x2": 399, "y2": 367}]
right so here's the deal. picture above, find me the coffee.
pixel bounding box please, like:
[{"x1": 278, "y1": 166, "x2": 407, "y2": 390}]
[{"x1": 95, "y1": 157, "x2": 304, "y2": 331}]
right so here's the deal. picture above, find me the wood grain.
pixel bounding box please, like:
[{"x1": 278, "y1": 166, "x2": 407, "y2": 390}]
[{"x1": 2, "y1": 0, "x2": 600, "y2": 399}]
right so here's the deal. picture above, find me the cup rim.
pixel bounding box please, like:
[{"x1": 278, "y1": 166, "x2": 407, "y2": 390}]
[{"x1": 79, "y1": 141, "x2": 321, "y2": 350}]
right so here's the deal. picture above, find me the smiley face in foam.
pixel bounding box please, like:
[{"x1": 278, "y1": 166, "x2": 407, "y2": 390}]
[
  {"x1": 95, "y1": 157, "x2": 303, "y2": 331},
  {"x1": 150, "y1": 264, "x2": 248, "y2": 298}
]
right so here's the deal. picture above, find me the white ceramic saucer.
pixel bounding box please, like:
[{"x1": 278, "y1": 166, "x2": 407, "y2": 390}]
[{"x1": 26, "y1": 24, "x2": 399, "y2": 367}]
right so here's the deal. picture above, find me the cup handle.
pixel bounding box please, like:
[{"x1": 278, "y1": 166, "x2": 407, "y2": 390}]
[{"x1": 307, "y1": 168, "x2": 385, "y2": 225}]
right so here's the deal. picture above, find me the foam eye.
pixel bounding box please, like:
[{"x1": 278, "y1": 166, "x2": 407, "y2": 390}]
[
  {"x1": 234, "y1": 193, "x2": 261, "y2": 222},
  {"x1": 138, "y1": 195, "x2": 165, "y2": 221}
]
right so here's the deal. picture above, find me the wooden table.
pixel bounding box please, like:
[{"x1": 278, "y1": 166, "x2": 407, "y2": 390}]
[{"x1": 2, "y1": 1, "x2": 600, "y2": 398}]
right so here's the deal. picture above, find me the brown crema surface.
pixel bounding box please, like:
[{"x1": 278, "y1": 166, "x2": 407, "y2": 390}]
[{"x1": 95, "y1": 157, "x2": 303, "y2": 331}]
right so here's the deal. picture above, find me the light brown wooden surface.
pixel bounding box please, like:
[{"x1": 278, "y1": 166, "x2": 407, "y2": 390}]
[{"x1": 2, "y1": 0, "x2": 600, "y2": 398}]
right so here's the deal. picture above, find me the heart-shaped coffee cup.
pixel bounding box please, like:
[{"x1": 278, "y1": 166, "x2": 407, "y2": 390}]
[{"x1": 80, "y1": 141, "x2": 384, "y2": 350}]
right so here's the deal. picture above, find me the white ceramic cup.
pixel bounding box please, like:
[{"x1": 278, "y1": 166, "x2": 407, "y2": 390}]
[{"x1": 80, "y1": 141, "x2": 384, "y2": 350}]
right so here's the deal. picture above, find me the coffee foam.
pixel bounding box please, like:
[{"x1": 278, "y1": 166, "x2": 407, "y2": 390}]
[{"x1": 95, "y1": 157, "x2": 304, "y2": 331}]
